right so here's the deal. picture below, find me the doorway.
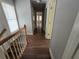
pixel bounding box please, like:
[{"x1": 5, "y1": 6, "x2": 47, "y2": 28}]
[
  {"x1": 31, "y1": 0, "x2": 46, "y2": 36},
  {"x1": 36, "y1": 12, "x2": 43, "y2": 33}
]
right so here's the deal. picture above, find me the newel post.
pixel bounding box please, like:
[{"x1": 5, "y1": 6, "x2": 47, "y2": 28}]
[
  {"x1": 24, "y1": 25, "x2": 27, "y2": 36},
  {"x1": 24, "y1": 25, "x2": 27, "y2": 46},
  {"x1": 24, "y1": 25, "x2": 27, "y2": 35}
]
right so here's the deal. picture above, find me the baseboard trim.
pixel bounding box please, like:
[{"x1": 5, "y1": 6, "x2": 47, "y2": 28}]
[{"x1": 49, "y1": 48, "x2": 54, "y2": 59}]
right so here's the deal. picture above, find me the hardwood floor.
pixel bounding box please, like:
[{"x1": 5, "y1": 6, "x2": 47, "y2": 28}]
[{"x1": 21, "y1": 33, "x2": 51, "y2": 59}]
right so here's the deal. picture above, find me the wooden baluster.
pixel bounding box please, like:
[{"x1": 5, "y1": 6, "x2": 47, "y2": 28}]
[
  {"x1": 21, "y1": 34, "x2": 23, "y2": 51},
  {"x1": 23, "y1": 33, "x2": 26, "y2": 51},
  {"x1": 21, "y1": 33, "x2": 25, "y2": 53},
  {"x1": 0, "y1": 46, "x2": 7, "y2": 59},
  {"x1": 22, "y1": 33, "x2": 25, "y2": 51},
  {"x1": 17, "y1": 34, "x2": 23, "y2": 57},
  {"x1": 12, "y1": 41, "x2": 20, "y2": 59},
  {"x1": 9, "y1": 45, "x2": 15, "y2": 59},
  {"x1": 1, "y1": 45, "x2": 10, "y2": 59},
  {"x1": 21, "y1": 27, "x2": 27, "y2": 52},
  {"x1": 19, "y1": 33, "x2": 23, "y2": 54},
  {"x1": 8, "y1": 41, "x2": 15, "y2": 59},
  {"x1": 15, "y1": 39, "x2": 22, "y2": 57},
  {"x1": 16, "y1": 34, "x2": 22, "y2": 57}
]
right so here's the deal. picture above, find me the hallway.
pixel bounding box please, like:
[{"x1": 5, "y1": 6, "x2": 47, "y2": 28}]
[
  {"x1": 0, "y1": 0, "x2": 79, "y2": 59},
  {"x1": 21, "y1": 33, "x2": 51, "y2": 59}
]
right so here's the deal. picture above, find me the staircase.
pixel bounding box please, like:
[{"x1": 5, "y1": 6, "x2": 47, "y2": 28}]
[{"x1": 0, "y1": 25, "x2": 27, "y2": 59}]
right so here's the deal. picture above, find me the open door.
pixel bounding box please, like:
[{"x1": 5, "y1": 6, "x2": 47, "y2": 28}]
[
  {"x1": 45, "y1": 0, "x2": 56, "y2": 39},
  {"x1": 62, "y1": 11, "x2": 79, "y2": 59}
]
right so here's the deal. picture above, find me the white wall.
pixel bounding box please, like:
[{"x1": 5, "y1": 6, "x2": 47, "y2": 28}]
[
  {"x1": 0, "y1": 0, "x2": 18, "y2": 51},
  {"x1": 0, "y1": 0, "x2": 13, "y2": 52},
  {"x1": 1, "y1": 0, "x2": 19, "y2": 32},
  {"x1": 0, "y1": 2, "x2": 10, "y2": 37},
  {"x1": 15, "y1": 0, "x2": 33, "y2": 35},
  {"x1": 50, "y1": 0, "x2": 79, "y2": 59}
]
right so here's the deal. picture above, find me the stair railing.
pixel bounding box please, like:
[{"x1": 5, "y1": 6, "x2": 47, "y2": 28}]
[
  {"x1": 0, "y1": 28, "x2": 7, "y2": 39},
  {"x1": 0, "y1": 25, "x2": 27, "y2": 59}
]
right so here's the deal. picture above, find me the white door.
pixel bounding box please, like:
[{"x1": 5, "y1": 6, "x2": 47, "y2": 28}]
[
  {"x1": 73, "y1": 47, "x2": 79, "y2": 59},
  {"x1": 62, "y1": 11, "x2": 79, "y2": 59}
]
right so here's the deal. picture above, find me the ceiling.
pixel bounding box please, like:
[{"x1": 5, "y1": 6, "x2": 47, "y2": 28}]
[
  {"x1": 32, "y1": 0, "x2": 47, "y2": 3},
  {"x1": 31, "y1": 0, "x2": 46, "y2": 11}
]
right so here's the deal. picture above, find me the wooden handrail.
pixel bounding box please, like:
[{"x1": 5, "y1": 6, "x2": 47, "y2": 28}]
[
  {"x1": 0, "y1": 25, "x2": 26, "y2": 45},
  {"x1": 0, "y1": 28, "x2": 7, "y2": 38}
]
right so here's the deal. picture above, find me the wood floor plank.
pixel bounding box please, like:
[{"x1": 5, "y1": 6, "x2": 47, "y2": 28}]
[{"x1": 21, "y1": 33, "x2": 51, "y2": 59}]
